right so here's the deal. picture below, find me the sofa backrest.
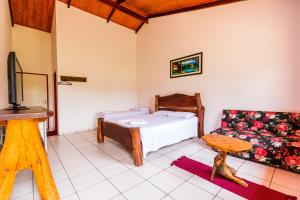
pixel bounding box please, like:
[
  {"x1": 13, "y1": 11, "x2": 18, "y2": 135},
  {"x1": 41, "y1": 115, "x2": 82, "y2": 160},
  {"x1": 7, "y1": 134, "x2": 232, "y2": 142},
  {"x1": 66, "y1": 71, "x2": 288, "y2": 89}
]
[{"x1": 221, "y1": 110, "x2": 300, "y2": 136}]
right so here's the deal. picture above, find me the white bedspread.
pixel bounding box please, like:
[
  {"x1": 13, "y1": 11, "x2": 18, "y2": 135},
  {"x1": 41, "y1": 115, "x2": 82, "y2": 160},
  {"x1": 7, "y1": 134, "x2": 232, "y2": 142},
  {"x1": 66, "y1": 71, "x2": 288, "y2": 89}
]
[
  {"x1": 98, "y1": 110, "x2": 149, "y2": 120},
  {"x1": 106, "y1": 114, "x2": 198, "y2": 158}
]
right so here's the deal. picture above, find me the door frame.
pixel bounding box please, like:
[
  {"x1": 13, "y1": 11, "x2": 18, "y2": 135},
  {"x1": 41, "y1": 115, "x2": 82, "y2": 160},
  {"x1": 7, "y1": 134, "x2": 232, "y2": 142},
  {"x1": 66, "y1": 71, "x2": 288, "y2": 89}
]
[
  {"x1": 52, "y1": 71, "x2": 58, "y2": 136},
  {"x1": 16, "y1": 72, "x2": 51, "y2": 131}
]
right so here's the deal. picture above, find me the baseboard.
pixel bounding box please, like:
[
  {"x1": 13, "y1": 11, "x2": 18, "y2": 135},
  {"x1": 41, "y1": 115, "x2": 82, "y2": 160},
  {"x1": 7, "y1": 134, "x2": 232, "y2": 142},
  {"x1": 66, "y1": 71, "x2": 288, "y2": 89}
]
[{"x1": 47, "y1": 130, "x2": 57, "y2": 136}]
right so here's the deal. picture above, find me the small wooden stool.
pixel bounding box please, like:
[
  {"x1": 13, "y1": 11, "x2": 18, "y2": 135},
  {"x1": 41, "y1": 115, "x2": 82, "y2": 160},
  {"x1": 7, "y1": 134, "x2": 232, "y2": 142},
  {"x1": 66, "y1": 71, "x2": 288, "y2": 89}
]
[
  {"x1": 0, "y1": 107, "x2": 59, "y2": 200},
  {"x1": 202, "y1": 134, "x2": 252, "y2": 187}
]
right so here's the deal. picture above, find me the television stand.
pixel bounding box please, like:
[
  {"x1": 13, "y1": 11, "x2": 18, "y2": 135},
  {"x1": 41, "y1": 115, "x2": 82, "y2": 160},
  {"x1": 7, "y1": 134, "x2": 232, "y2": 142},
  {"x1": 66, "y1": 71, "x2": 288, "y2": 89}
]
[
  {"x1": 5, "y1": 105, "x2": 29, "y2": 111},
  {"x1": 0, "y1": 107, "x2": 59, "y2": 199}
]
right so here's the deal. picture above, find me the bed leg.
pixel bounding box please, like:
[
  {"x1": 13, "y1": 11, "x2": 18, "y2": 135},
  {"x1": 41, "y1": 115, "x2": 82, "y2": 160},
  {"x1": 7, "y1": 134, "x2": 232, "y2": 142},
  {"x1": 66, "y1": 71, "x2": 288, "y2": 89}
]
[
  {"x1": 130, "y1": 128, "x2": 143, "y2": 166},
  {"x1": 197, "y1": 107, "x2": 205, "y2": 138},
  {"x1": 97, "y1": 118, "x2": 104, "y2": 143}
]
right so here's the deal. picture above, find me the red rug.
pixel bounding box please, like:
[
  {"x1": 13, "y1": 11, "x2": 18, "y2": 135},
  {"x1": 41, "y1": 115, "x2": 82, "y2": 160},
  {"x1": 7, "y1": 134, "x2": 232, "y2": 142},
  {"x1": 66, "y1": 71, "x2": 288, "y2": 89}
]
[{"x1": 171, "y1": 156, "x2": 297, "y2": 200}]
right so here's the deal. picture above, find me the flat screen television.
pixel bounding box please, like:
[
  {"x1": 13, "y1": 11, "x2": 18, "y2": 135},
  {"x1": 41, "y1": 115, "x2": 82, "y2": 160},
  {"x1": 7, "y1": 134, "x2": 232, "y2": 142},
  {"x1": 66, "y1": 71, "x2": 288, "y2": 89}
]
[{"x1": 7, "y1": 52, "x2": 27, "y2": 110}]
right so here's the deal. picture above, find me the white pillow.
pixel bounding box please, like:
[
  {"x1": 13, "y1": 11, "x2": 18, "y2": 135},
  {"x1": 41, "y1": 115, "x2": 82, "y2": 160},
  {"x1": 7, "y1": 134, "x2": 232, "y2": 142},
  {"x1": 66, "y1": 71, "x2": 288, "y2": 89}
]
[
  {"x1": 167, "y1": 111, "x2": 196, "y2": 119},
  {"x1": 130, "y1": 107, "x2": 149, "y2": 111},
  {"x1": 152, "y1": 111, "x2": 170, "y2": 116}
]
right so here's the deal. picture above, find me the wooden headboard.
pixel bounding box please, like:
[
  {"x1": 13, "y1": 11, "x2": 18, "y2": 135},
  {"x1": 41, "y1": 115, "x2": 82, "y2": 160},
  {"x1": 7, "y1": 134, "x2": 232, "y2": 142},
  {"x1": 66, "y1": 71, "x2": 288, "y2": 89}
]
[{"x1": 155, "y1": 93, "x2": 205, "y2": 138}]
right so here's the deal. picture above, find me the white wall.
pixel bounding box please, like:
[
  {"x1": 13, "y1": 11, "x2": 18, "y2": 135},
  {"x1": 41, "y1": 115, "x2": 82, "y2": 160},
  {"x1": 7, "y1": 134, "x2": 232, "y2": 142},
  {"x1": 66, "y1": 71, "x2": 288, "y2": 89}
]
[
  {"x1": 12, "y1": 25, "x2": 54, "y2": 130},
  {"x1": 55, "y1": 1, "x2": 137, "y2": 134},
  {"x1": 0, "y1": 0, "x2": 12, "y2": 108},
  {"x1": 137, "y1": 0, "x2": 300, "y2": 133}
]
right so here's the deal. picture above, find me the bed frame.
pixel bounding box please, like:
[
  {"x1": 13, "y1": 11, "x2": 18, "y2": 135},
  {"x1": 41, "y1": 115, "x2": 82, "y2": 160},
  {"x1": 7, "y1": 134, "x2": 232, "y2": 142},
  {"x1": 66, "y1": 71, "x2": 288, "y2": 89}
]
[{"x1": 97, "y1": 93, "x2": 205, "y2": 166}]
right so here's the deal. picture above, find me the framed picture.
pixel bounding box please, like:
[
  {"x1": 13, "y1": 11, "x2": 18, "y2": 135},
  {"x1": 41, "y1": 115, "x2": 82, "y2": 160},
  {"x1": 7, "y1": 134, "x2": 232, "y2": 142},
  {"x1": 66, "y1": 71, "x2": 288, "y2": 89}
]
[{"x1": 170, "y1": 52, "x2": 203, "y2": 78}]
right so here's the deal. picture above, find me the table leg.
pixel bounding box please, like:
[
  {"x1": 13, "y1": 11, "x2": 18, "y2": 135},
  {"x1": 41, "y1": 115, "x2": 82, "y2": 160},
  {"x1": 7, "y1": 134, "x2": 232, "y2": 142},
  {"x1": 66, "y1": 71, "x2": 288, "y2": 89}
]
[
  {"x1": 0, "y1": 120, "x2": 59, "y2": 200},
  {"x1": 212, "y1": 151, "x2": 248, "y2": 187}
]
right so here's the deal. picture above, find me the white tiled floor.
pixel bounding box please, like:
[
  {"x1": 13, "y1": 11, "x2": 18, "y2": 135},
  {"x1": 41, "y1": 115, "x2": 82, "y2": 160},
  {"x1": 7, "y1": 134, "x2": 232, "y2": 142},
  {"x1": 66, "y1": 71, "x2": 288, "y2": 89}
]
[{"x1": 8, "y1": 131, "x2": 300, "y2": 200}]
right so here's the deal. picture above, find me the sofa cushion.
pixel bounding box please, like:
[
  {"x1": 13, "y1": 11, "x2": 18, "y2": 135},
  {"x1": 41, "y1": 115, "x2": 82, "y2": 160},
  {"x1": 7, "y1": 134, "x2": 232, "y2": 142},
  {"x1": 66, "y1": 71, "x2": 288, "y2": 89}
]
[
  {"x1": 222, "y1": 110, "x2": 300, "y2": 136},
  {"x1": 211, "y1": 128, "x2": 300, "y2": 173},
  {"x1": 221, "y1": 110, "x2": 251, "y2": 130}
]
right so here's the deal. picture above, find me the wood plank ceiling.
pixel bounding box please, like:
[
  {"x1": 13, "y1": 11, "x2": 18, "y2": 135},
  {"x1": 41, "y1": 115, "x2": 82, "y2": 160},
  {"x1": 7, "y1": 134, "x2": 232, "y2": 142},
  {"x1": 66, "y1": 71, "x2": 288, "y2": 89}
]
[{"x1": 8, "y1": 0, "x2": 244, "y2": 33}]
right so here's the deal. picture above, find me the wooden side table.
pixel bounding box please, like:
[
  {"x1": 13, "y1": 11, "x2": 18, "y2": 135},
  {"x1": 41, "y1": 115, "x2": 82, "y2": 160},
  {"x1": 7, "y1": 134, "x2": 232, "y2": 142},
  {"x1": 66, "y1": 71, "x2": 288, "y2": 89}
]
[
  {"x1": 202, "y1": 134, "x2": 252, "y2": 187},
  {"x1": 0, "y1": 107, "x2": 59, "y2": 200}
]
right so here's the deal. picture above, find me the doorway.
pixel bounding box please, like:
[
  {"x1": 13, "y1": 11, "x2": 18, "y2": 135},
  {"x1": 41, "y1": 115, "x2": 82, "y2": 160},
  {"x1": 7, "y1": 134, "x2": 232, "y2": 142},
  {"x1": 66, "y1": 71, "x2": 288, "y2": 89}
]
[
  {"x1": 16, "y1": 72, "x2": 49, "y2": 109},
  {"x1": 16, "y1": 72, "x2": 56, "y2": 135}
]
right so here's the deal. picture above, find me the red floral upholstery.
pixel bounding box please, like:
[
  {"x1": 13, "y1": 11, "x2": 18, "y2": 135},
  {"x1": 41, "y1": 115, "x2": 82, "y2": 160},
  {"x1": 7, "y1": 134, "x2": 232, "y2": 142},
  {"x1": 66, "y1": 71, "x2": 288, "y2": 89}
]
[{"x1": 211, "y1": 110, "x2": 300, "y2": 174}]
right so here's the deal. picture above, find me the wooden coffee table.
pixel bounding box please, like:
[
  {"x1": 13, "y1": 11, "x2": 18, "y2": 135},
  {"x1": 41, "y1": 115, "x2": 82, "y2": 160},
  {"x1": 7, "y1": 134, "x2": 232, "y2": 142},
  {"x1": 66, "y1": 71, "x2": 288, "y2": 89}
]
[{"x1": 202, "y1": 134, "x2": 252, "y2": 187}]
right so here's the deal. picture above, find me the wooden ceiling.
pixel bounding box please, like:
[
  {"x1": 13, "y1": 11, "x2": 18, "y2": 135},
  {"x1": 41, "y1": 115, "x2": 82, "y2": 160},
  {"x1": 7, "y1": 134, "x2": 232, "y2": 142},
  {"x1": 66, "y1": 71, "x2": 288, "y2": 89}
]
[
  {"x1": 9, "y1": 0, "x2": 55, "y2": 32},
  {"x1": 8, "y1": 0, "x2": 244, "y2": 33}
]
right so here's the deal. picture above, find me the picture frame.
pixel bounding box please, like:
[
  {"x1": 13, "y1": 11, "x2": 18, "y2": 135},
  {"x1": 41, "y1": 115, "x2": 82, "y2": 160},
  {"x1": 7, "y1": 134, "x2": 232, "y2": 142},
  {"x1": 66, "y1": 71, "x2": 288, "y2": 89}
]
[{"x1": 170, "y1": 52, "x2": 203, "y2": 78}]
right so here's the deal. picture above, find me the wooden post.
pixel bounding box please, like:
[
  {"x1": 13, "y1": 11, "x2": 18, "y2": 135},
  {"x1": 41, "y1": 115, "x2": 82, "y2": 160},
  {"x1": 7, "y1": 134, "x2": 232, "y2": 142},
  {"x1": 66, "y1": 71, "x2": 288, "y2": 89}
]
[
  {"x1": 97, "y1": 118, "x2": 104, "y2": 143},
  {"x1": 195, "y1": 93, "x2": 205, "y2": 138},
  {"x1": 0, "y1": 119, "x2": 59, "y2": 200},
  {"x1": 154, "y1": 95, "x2": 160, "y2": 112},
  {"x1": 130, "y1": 127, "x2": 143, "y2": 166}
]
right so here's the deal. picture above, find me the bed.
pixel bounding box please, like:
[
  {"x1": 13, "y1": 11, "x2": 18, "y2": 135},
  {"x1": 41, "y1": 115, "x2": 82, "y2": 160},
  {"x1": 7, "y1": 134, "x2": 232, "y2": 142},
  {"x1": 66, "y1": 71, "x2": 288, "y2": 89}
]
[{"x1": 96, "y1": 93, "x2": 205, "y2": 166}]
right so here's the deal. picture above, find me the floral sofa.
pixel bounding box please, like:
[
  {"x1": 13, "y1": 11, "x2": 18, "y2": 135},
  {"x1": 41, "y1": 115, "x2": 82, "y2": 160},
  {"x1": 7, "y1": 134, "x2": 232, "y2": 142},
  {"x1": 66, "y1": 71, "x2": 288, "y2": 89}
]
[{"x1": 210, "y1": 110, "x2": 300, "y2": 173}]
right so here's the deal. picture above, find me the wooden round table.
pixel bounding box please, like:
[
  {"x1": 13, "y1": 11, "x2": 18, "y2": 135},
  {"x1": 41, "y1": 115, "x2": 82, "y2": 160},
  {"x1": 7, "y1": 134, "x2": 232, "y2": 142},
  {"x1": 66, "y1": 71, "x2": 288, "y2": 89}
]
[{"x1": 202, "y1": 134, "x2": 252, "y2": 187}]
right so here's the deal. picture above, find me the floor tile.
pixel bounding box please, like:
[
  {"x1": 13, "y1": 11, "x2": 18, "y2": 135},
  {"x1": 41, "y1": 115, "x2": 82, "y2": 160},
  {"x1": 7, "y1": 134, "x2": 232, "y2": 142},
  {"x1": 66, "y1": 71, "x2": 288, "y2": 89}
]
[
  {"x1": 70, "y1": 169, "x2": 105, "y2": 191},
  {"x1": 217, "y1": 189, "x2": 247, "y2": 200},
  {"x1": 148, "y1": 171, "x2": 185, "y2": 193},
  {"x1": 97, "y1": 142, "x2": 118, "y2": 150},
  {"x1": 50, "y1": 161, "x2": 64, "y2": 172},
  {"x1": 213, "y1": 197, "x2": 223, "y2": 200},
  {"x1": 166, "y1": 166, "x2": 193, "y2": 180},
  {"x1": 62, "y1": 193, "x2": 80, "y2": 200},
  {"x1": 226, "y1": 156, "x2": 245, "y2": 169},
  {"x1": 238, "y1": 161, "x2": 274, "y2": 181},
  {"x1": 165, "y1": 150, "x2": 185, "y2": 160},
  {"x1": 168, "y1": 142, "x2": 186, "y2": 150},
  {"x1": 57, "y1": 150, "x2": 82, "y2": 160},
  {"x1": 85, "y1": 151, "x2": 116, "y2": 168},
  {"x1": 189, "y1": 155, "x2": 212, "y2": 165},
  {"x1": 111, "y1": 194, "x2": 126, "y2": 200},
  {"x1": 76, "y1": 145, "x2": 99, "y2": 154},
  {"x1": 64, "y1": 162, "x2": 95, "y2": 177},
  {"x1": 270, "y1": 182, "x2": 300, "y2": 199},
  {"x1": 192, "y1": 149, "x2": 218, "y2": 163},
  {"x1": 98, "y1": 162, "x2": 129, "y2": 178},
  {"x1": 11, "y1": 180, "x2": 33, "y2": 199},
  {"x1": 77, "y1": 180, "x2": 119, "y2": 200},
  {"x1": 188, "y1": 175, "x2": 221, "y2": 194},
  {"x1": 144, "y1": 152, "x2": 162, "y2": 161},
  {"x1": 56, "y1": 180, "x2": 76, "y2": 198},
  {"x1": 170, "y1": 182, "x2": 214, "y2": 200},
  {"x1": 123, "y1": 181, "x2": 165, "y2": 200},
  {"x1": 14, "y1": 170, "x2": 33, "y2": 184},
  {"x1": 236, "y1": 171, "x2": 269, "y2": 187},
  {"x1": 60, "y1": 156, "x2": 89, "y2": 168},
  {"x1": 109, "y1": 170, "x2": 144, "y2": 192},
  {"x1": 272, "y1": 168, "x2": 300, "y2": 192},
  {"x1": 119, "y1": 158, "x2": 136, "y2": 169},
  {"x1": 11, "y1": 192, "x2": 33, "y2": 200},
  {"x1": 177, "y1": 143, "x2": 204, "y2": 155},
  {"x1": 161, "y1": 195, "x2": 175, "y2": 200},
  {"x1": 51, "y1": 168, "x2": 69, "y2": 184},
  {"x1": 150, "y1": 156, "x2": 173, "y2": 169},
  {"x1": 132, "y1": 162, "x2": 163, "y2": 179},
  {"x1": 156, "y1": 146, "x2": 175, "y2": 155}
]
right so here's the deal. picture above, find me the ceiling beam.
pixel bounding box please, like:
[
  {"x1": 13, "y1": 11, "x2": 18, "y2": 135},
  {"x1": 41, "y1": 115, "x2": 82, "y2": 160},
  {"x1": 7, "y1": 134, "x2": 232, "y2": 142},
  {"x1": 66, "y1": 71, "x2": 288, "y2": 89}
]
[
  {"x1": 135, "y1": 22, "x2": 144, "y2": 34},
  {"x1": 67, "y1": 0, "x2": 72, "y2": 8},
  {"x1": 148, "y1": 0, "x2": 245, "y2": 18},
  {"x1": 106, "y1": 8, "x2": 115, "y2": 23},
  {"x1": 107, "y1": 0, "x2": 124, "y2": 23},
  {"x1": 8, "y1": 0, "x2": 14, "y2": 26},
  {"x1": 98, "y1": 0, "x2": 147, "y2": 22}
]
